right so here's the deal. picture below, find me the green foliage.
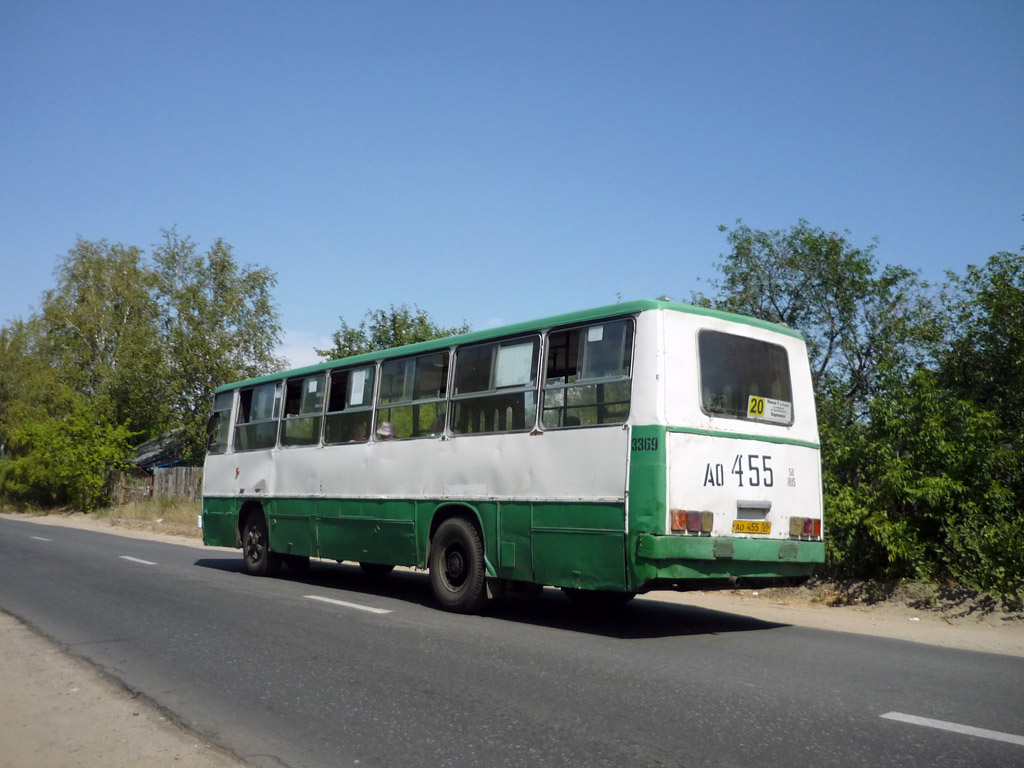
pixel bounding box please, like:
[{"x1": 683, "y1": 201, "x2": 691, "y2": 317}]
[
  {"x1": 2, "y1": 395, "x2": 136, "y2": 512},
  {"x1": 824, "y1": 371, "x2": 1023, "y2": 598},
  {"x1": 940, "y1": 248, "x2": 1024, "y2": 434},
  {"x1": 703, "y1": 220, "x2": 1024, "y2": 603},
  {"x1": 0, "y1": 232, "x2": 283, "y2": 511},
  {"x1": 317, "y1": 303, "x2": 470, "y2": 360},
  {"x1": 37, "y1": 238, "x2": 168, "y2": 439},
  {"x1": 152, "y1": 229, "x2": 284, "y2": 462},
  {"x1": 699, "y1": 219, "x2": 941, "y2": 412}
]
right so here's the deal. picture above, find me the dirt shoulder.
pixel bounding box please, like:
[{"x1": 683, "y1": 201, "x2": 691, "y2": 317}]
[
  {"x1": 0, "y1": 611, "x2": 245, "y2": 768},
  {"x1": 1, "y1": 512, "x2": 247, "y2": 768},
  {"x1": 2, "y1": 511, "x2": 1022, "y2": 768}
]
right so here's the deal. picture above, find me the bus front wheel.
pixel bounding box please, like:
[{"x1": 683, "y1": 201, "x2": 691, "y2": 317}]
[
  {"x1": 242, "y1": 514, "x2": 281, "y2": 577},
  {"x1": 429, "y1": 517, "x2": 487, "y2": 614}
]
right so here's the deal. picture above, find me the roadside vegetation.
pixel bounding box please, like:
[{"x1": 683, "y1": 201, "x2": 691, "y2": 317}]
[
  {"x1": 695, "y1": 219, "x2": 1024, "y2": 607},
  {"x1": 1, "y1": 221, "x2": 1021, "y2": 606}
]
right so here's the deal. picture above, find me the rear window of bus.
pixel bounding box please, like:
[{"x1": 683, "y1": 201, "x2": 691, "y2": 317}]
[{"x1": 697, "y1": 330, "x2": 793, "y2": 425}]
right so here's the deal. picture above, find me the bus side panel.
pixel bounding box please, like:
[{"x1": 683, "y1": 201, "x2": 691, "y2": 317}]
[
  {"x1": 531, "y1": 503, "x2": 627, "y2": 590},
  {"x1": 625, "y1": 424, "x2": 668, "y2": 591},
  {"x1": 202, "y1": 496, "x2": 239, "y2": 548},
  {"x1": 267, "y1": 498, "x2": 317, "y2": 557},
  {"x1": 315, "y1": 498, "x2": 418, "y2": 567},
  {"x1": 496, "y1": 502, "x2": 534, "y2": 582}
]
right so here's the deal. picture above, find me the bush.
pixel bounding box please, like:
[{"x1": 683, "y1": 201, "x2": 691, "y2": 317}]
[{"x1": 1, "y1": 399, "x2": 135, "y2": 512}]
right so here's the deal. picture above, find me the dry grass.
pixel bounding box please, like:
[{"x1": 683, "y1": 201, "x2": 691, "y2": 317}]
[{"x1": 94, "y1": 498, "x2": 203, "y2": 538}]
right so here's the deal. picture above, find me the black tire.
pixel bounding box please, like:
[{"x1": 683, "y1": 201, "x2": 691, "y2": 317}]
[
  {"x1": 429, "y1": 517, "x2": 488, "y2": 613},
  {"x1": 359, "y1": 562, "x2": 395, "y2": 578},
  {"x1": 241, "y1": 514, "x2": 281, "y2": 577},
  {"x1": 563, "y1": 588, "x2": 636, "y2": 610}
]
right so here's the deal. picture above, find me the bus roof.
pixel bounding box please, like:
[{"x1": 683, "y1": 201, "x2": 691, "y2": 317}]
[{"x1": 216, "y1": 299, "x2": 804, "y2": 393}]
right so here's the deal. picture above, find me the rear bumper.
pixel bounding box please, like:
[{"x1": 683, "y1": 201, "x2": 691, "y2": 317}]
[
  {"x1": 637, "y1": 533, "x2": 824, "y2": 563},
  {"x1": 632, "y1": 534, "x2": 823, "y2": 591}
]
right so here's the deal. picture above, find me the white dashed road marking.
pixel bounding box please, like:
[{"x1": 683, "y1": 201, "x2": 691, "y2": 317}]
[
  {"x1": 119, "y1": 556, "x2": 157, "y2": 566},
  {"x1": 881, "y1": 712, "x2": 1024, "y2": 746},
  {"x1": 304, "y1": 595, "x2": 392, "y2": 615}
]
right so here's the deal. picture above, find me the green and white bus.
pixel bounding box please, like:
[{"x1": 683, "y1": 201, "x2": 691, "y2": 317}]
[{"x1": 201, "y1": 300, "x2": 824, "y2": 613}]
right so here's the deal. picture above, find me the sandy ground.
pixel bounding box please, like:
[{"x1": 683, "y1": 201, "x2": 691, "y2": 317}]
[{"x1": 2, "y1": 512, "x2": 1022, "y2": 767}]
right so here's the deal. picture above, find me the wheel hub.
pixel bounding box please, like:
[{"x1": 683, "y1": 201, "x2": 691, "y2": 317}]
[{"x1": 445, "y1": 547, "x2": 466, "y2": 584}]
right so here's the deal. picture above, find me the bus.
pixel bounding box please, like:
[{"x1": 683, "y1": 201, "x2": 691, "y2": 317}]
[{"x1": 201, "y1": 299, "x2": 824, "y2": 613}]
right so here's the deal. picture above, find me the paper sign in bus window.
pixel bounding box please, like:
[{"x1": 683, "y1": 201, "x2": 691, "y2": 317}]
[
  {"x1": 747, "y1": 395, "x2": 792, "y2": 424},
  {"x1": 495, "y1": 342, "x2": 535, "y2": 388},
  {"x1": 349, "y1": 369, "x2": 367, "y2": 406}
]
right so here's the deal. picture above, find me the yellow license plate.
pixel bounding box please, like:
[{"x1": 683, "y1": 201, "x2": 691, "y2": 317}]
[{"x1": 732, "y1": 520, "x2": 771, "y2": 535}]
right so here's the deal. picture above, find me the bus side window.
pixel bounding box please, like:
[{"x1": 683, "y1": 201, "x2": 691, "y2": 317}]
[
  {"x1": 234, "y1": 382, "x2": 281, "y2": 451},
  {"x1": 451, "y1": 337, "x2": 539, "y2": 435},
  {"x1": 376, "y1": 352, "x2": 449, "y2": 439},
  {"x1": 542, "y1": 319, "x2": 633, "y2": 429},
  {"x1": 280, "y1": 373, "x2": 325, "y2": 447},
  {"x1": 206, "y1": 391, "x2": 234, "y2": 454},
  {"x1": 324, "y1": 365, "x2": 375, "y2": 444}
]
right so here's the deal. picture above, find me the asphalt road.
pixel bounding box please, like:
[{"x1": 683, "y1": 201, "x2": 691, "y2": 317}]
[{"x1": 1, "y1": 517, "x2": 1022, "y2": 768}]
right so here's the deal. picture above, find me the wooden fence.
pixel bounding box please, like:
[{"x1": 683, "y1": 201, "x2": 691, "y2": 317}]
[
  {"x1": 154, "y1": 467, "x2": 203, "y2": 501},
  {"x1": 111, "y1": 467, "x2": 203, "y2": 505}
]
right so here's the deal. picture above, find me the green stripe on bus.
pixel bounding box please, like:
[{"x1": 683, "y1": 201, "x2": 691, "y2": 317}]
[
  {"x1": 203, "y1": 496, "x2": 631, "y2": 590},
  {"x1": 216, "y1": 300, "x2": 803, "y2": 393},
  {"x1": 665, "y1": 426, "x2": 820, "y2": 450}
]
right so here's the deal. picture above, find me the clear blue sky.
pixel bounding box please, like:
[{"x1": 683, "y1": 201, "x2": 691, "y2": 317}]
[{"x1": 2, "y1": 0, "x2": 1021, "y2": 367}]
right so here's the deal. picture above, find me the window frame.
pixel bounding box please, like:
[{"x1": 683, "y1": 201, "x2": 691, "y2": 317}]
[
  {"x1": 375, "y1": 350, "x2": 451, "y2": 440},
  {"x1": 450, "y1": 334, "x2": 541, "y2": 436},
  {"x1": 233, "y1": 381, "x2": 282, "y2": 452},
  {"x1": 541, "y1": 317, "x2": 635, "y2": 430},
  {"x1": 206, "y1": 391, "x2": 235, "y2": 455},
  {"x1": 324, "y1": 364, "x2": 377, "y2": 445},
  {"x1": 279, "y1": 372, "x2": 327, "y2": 448},
  {"x1": 696, "y1": 329, "x2": 795, "y2": 426}
]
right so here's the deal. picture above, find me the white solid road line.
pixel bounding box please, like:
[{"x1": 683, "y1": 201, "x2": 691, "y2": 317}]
[
  {"x1": 119, "y1": 555, "x2": 158, "y2": 566},
  {"x1": 881, "y1": 712, "x2": 1024, "y2": 746},
  {"x1": 304, "y1": 595, "x2": 393, "y2": 615}
]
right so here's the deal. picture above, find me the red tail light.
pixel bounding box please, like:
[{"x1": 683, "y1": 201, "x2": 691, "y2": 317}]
[
  {"x1": 789, "y1": 517, "x2": 822, "y2": 539},
  {"x1": 671, "y1": 510, "x2": 713, "y2": 534}
]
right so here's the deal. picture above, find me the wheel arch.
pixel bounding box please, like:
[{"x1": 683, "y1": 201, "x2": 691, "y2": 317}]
[
  {"x1": 426, "y1": 502, "x2": 494, "y2": 577},
  {"x1": 237, "y1": 499, "x2": 267, "y2": 548}
]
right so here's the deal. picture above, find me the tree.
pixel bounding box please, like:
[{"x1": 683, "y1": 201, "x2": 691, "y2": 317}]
[
  {"x1": 152, "y1": 229, "x2": 284, "y2": 463},
  {"x1": 1, "y1": 230, "x2": 284, "y2": 512},
  {"x1": 940, "y1": 247, "x2": 1024, "y2": 434},
  {"x1": 316, "y1": 304, "x2": 470, "y2": 360},
  {"x1": 0, "y1": 317, "x2": 63, "y2": 458},
  {"x1": 36, "y1": 238, "x2": 168, "y2": 440},
  {"x1": 697, "y1": 220, "x2": 1023, "y2": 603},
  {"x1": 1, "y1": 393, "x2": 135, "y2": 512},
  {"x1": 696, "y1": 219, "x2": 940, "y2": 417},
  {"x1": 825, "y1": 369, "x2": 1022, "y2": 599}
]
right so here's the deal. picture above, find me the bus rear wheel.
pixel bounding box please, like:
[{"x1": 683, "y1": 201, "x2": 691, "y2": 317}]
[
  {"x1": 429, "y1": 517, "x2": 487, "y2": 614},
  {"x1": 242, "y1": 514, "x2": 281, "y2": 577}
]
